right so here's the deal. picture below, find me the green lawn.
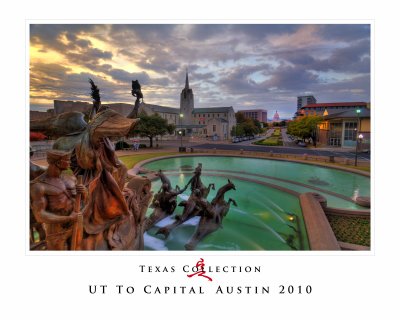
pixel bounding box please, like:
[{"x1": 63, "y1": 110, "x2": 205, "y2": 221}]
[
  {"x1": 119, "y1": 152, "x2": 178, "y2": 169},
  {"x1": 327, "y1": 214, "x2": 370, "y2": 247}
]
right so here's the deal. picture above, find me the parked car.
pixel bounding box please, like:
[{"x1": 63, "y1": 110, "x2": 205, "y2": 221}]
[{"x1": 297, "y1": 141, "x2": 307, "y2": 147}]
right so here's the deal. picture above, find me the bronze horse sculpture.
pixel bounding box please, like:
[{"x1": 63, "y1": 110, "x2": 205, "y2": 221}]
[
  {"x1": 185, "y1": 179, "x2": 237, "y2": 250},
  {"x1": 143, "y1": 170, "x2": 187, "y2": 231},
  {"x1": 156, "y1": 183, "x2": 215, "y2": 239}
]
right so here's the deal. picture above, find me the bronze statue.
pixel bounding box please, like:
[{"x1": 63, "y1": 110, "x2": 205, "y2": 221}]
[
  {"x1": 88, "y1": 78, "x2": 101, "y2": 120},
  {"x1": 30, "y1": 111, "x2": 87, "y2": 138},
  {"x1": 122, "y1": 176, "x2": 153, "y2": 250},
  {"x1": 63, "y1": 110, "x2": 142, "y2": 250},
  {"x1": 53, "y1": 108, "x2": 138, "y2": 188},
  {"x1": 155, "y1": 165, "x2": 215, "y2": 239},
  {"x1": 127, "y1": 80, "x2": 144, "y2": 119},
  {"x1": 29, "y1": 147, "x2": 47, "y2": 248},
  {"x1": 144, "y1": 170, "x2": 187, "y2": 231},
  {"x1": 185, "y1": 179, "x2": 237, "y2": 250},
  {"x1": 30, "y1": 150, "x2": 87, "y2": 250},
  {"x1": 29, "y1": 80, "x2": 153, "y2": 250},
  {"x1": 185, "y1": 163, "x2": 215, "y2": 198}
]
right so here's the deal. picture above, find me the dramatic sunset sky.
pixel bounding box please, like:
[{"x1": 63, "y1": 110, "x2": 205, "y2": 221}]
[{"x1": 30, "y1": 24, "x2": 370, "y2": 119}]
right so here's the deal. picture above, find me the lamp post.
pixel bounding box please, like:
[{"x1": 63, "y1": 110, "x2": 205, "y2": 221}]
[
  {"x1": 179, "y1": 113, "x2": 184, "y2": 151},
  {"x1": 354, "y1": 109, "x2": 361, "y2": 166},
  {"x1": 355, "y1": 133, "x2": 364, "y2": 167}
]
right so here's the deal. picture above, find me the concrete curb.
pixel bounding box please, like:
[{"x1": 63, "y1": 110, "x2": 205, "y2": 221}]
[{"x1": 300, "y1": 193, "x2": 341, "y2": 250}]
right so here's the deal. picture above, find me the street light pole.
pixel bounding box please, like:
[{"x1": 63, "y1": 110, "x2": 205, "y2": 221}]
[
  {"x1": 179, "y1": 113, "x2": 184, "y2": 151},
  {"x1": 355, "y1": 133, "x2": 364, "y2": 167},
  {"x1": 354, "y1": 109, "x2": 361, "y2": 166}
]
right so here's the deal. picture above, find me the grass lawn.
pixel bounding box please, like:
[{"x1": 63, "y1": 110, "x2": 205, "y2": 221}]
[
  {"x1": 327, "y1": 215, "x2": 370, "y2": 247},
  {"x1": 119, "y1": 152, "x2": 178, "y2": 169}
]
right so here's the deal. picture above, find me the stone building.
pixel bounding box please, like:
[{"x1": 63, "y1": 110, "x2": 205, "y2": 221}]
[
  {"x1": 191, "y1": 107, "x2": 236, "y2": 140},
  {"x1": 177, "y1": 71, "x2": 236, "y2": 140},
  {"x1": 30, "y1": 109, "x2": 54, "y2": 120},
  {"x1": 297, "y1": 102, "x2": 368, "y2": 117},
  {"x1": 237, "y1": 109, "x2": 268, "y2": 123},
  {"x1": 272, "y1": 110, "x2": 280, "y2": 122},
  {"x1": 317, "y1": 108, "x2": 371, "y2": 149}
]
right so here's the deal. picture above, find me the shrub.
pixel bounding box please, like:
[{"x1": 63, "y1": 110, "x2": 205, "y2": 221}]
[
  {"x1": 115, "y1": 141, "x2": 131, "y2": 150},
  {"x1": 253, "y1": 137, "x2": 283, "y2": 146}
]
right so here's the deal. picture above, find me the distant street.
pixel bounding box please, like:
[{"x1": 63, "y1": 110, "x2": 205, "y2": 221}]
[{"x1": 191, "y1": 142, "x2": 371, "y2": 160}]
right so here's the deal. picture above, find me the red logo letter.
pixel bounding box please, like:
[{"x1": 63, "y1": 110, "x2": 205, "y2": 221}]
[{"x1": 187, "y1": 258, "x2": 213, "y2": 282}]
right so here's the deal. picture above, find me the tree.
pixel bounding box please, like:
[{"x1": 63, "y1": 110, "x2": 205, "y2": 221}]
[
  {"x1": 287, "y1": 115, "x2": 322, "y2": 145},
  {"x1": 242, "y1": 119, "x2": 259, "y2": 135},
  {"x1": 253, "y1": 119, "x2": 262, "y2": 131},
  {"x1": 232, "y1": 114, "x2": 260, "y2": 137},
  {"x1": 132, "y1": 113, "x2": 175, "y2": 147},
  {"x1": 231, "y1": 125, "x2": 244, "y2": 137},
  {"x1": 235, "y1": 112, "x2": 246, "y2": 124}
]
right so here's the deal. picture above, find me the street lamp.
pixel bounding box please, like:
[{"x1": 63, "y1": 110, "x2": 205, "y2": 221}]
[
  {"x1": 355, "y1": 133, "x2": 364, "y2": 166},
  {"x1": 179, "y1": 113, "x2": 184, "y2": 151},
  {"x1": 354, "y1": 109, "x2": 361, "y2": 166}
]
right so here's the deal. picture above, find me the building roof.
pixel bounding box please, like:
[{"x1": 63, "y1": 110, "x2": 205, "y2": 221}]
[
  {"x1": 237, "y1": 109, "x2": 267, "y2": 113},
  {"x1": 323, "y1": 109, "x2": 371, "y2": 120},
  {"x1": 192, "y1": 107, "x2": 233, "y2": 114},
  {"x1": 207, "y1": 118, "x2": 228, "y2": 123},
  {"x1": 302, "y1": 102, "x2": 368, "y2": 109}
]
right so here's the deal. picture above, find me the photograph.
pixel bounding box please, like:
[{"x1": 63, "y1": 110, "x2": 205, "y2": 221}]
[
  {"x1": 4, "y1": 0, "x2": 400, "y2": 318},
  {"x1": 29, "y1": 23, "x2": 371, "y2": 251}
]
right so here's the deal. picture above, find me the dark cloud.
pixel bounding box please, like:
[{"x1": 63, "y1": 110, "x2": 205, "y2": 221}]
[
  {"x1": 30, "y1": 24, "x2": 371, "y2": 117},
  {"x1": 267, "y1": 65, "x2": 320, "y2": 91},
  {"x1": 313, "y1": 39, "x2": 370, "y2": 73},
  {"x1": 317, "y1": 24, "x2": 370, "y2": 42},
  {"x1": 108, "y1": 68, "x2": 150, "y2": 84}
]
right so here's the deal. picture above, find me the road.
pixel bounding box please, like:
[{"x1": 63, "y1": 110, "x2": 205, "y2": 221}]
[{"x1": 192, "y1": 142, "x2": 371, "y2": 160}]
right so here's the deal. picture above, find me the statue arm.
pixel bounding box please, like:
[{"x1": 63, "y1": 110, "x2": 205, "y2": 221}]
[{"x1": 30, "y1": 184, "x2": 76, "y2": 224}]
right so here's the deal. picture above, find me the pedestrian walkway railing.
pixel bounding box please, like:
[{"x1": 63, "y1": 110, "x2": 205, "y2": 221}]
[{"x1": 188, "y1": 147, "x2": 370, "y2": 168}]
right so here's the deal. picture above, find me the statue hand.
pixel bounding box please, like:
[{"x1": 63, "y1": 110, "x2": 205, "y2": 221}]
[
  {"x1": 76, "y1": 184, "x2": 86, "y2": 194},
  {"x1": 69, "y1": 211, "x2": 81, "y2": 222}
]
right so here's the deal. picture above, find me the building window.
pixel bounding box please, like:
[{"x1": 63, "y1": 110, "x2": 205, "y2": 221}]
[
  {"x1": 213, "y1": 125, "x2": 216, "y2": 132},
  {"x1": 208, "y1": 114, "x2": 210, "y2": 117},
  {"x1": 329, "y1": 122, "x2": 342, "y2": 146},
  {"x1": 344, "y1": 122, "x2": 357, "y2": 141}
]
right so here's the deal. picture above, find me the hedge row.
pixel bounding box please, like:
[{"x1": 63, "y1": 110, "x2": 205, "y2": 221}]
[{"x1": 253, "y1": 136, "x2": 283, "y2": 146}]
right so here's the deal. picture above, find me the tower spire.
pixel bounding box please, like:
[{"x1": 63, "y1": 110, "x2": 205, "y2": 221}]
[{"x1": 185, "y1": 68, "x2": 189, "y2": 89}]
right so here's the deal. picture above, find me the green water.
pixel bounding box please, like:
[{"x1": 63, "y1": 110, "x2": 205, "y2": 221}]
[
  {"x1": 141, "y1": 156, "x2": 370, "y2": 251},
  {"x1": 144, "y1": 175, "x2": 307, "y2": 251}
]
